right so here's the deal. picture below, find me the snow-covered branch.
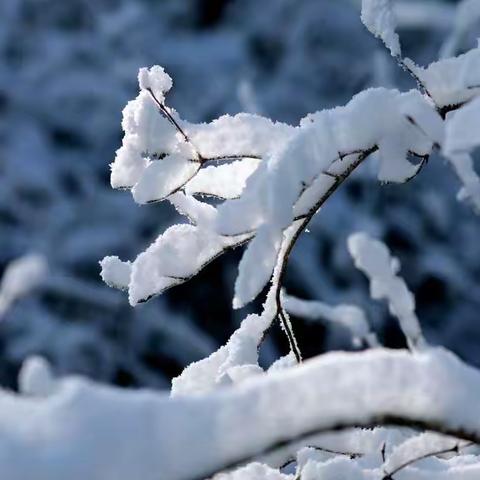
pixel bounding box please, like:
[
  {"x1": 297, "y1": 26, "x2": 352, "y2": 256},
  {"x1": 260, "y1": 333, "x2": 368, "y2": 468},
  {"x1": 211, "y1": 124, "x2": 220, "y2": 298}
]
[{"x1": 2, "y1": 348, "x2": 480, "y2": 480}]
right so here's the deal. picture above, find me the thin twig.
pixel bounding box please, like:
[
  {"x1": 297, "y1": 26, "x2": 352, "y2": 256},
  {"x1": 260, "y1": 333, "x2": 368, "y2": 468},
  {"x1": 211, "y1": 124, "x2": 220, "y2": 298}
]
[{"x1": 382, "y1": 441, "x2": 474, "y2": 479}]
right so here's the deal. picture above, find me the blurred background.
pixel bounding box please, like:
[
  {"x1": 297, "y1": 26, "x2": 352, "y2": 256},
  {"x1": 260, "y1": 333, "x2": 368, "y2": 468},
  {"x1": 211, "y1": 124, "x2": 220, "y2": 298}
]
[{"x1": 0, "y1": 0, "x2": 479, "y2": 390}]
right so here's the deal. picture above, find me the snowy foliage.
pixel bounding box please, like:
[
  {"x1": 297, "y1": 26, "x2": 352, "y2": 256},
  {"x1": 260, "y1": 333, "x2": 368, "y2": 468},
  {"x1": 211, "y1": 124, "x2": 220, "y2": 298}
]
[{"x1": 2, "y1": 0, "x2": 480, "y2": 479}]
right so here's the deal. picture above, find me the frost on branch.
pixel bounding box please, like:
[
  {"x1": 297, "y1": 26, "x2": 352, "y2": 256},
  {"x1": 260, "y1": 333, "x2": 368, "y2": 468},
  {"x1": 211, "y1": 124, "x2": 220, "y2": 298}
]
[{"x1": 347, "y1": 232, "x2": 425, "y2": 350}]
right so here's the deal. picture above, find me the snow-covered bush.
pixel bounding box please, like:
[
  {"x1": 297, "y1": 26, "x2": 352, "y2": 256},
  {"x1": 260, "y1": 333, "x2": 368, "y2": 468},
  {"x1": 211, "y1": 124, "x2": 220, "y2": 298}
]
[{"x1": 2, "y1": 0, "x2": 480, "y2": 479}]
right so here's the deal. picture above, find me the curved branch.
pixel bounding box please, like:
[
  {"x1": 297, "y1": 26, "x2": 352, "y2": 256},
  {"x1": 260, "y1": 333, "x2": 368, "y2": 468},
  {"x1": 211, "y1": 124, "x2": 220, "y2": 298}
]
[{"x1": 270, "y1": 147, "x2": 378, "y2": 361}]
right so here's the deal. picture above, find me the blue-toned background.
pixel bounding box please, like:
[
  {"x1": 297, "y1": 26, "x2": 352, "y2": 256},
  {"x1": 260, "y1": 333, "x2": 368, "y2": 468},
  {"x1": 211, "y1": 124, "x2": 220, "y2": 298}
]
[{"x1": 0, "y1": 0, "x2": 478, "y2": 389}]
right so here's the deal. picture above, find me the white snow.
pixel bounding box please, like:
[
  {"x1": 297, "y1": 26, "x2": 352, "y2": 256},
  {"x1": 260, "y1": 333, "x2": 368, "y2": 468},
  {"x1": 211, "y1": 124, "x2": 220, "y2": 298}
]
[
  {"x1": 18, "y1": 356, "x2": 56, "y2": 397},
  {"x1": 283, "y1": 293, "x2": 378, "y2": 348},
  {"x1": 99, "y1": 256, "x2": 132, "y2": 291},
  {"x1": 132, "y1": 154, "x2": 200, "y2": 204},
  {"x1": 107, "y1": 58, "x2": 446, "y2": 312},
  {"x1": 383, "y1": 432, "x2": 465, "y2": 475},
  {"x1": 447, "y1": 153, "x2": 480, "y2": 212},
  {"x1": 361, "y1": 0, "x2": 401, "y2": 56},
  {"x1": 171, "y1": 311, "x2": 270, "y2": 396},
  {"x1": 184, "y1": 158, "x2": 260, "y2": 199},
  {"x1": 443, "y1": 99, "x2": 480, "y2": 212},
  {"x1": 138, "y1": 65, "x2": 173, "y2": 99},
  {"x1": 0, "y1": 348, "x2": 479, "y2": 480},
  {"x1": 347, "y1": 232, "x2": 425, "y2": 350},
  {"x1": 0, "y1": 253, "x2": 48, "y2": 318},
  {"x1": 234, "y1": 227, "x2": 282, "y2": 309},
  {"x1": 406, "y1": 45, "x2": 480, "y2": 109},
  {"x1": 445, "y1": 97, "x2": 480, "y2": 154}
]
